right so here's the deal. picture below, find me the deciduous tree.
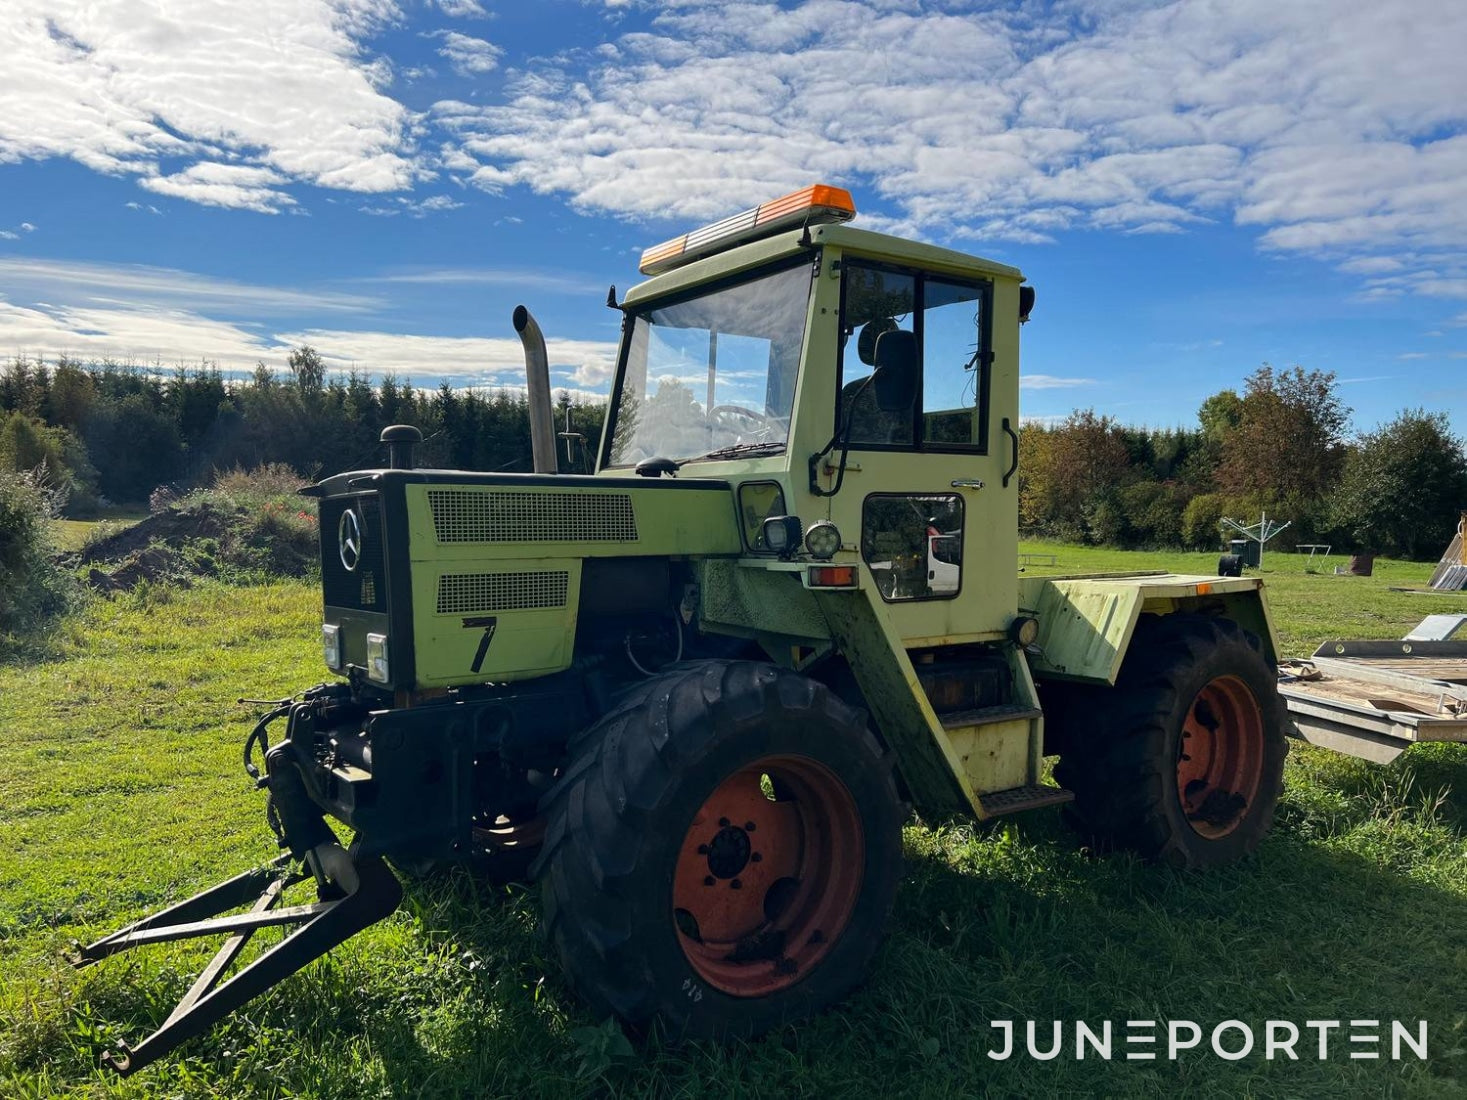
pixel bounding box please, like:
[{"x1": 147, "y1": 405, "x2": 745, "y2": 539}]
[{"x1": 1329, "y1": 409, "x2": 1467, "y2": 559}]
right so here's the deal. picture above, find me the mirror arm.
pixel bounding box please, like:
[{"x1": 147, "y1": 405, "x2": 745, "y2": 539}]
[{"x1": 808, "y1": 374, "x2": 876, "y2": 498}]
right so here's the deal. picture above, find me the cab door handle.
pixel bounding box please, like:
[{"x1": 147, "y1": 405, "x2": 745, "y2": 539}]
[
  {"x1": 950, "y1": 479, "x2": 984, "y2": 491},
  {"x1": 1002, "y1": 418, "x2": 1019, "y2": 488}
]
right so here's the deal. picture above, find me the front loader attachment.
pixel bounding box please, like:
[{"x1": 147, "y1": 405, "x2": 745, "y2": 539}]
[{"x1": 69, "y1": 844, "x2": 402, "y2": 1076}]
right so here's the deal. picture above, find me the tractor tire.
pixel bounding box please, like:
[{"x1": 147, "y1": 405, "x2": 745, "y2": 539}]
[
  {"x1": 1052, "y1": 614, "x2": 1288, "y2": 869},
  {"x1": 534, "y1": 660, "x2": 904, "y2": 1039}
]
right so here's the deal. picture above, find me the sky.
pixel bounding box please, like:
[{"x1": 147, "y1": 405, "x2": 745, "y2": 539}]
[{"x1": 2, "y1": 0, "x2": 1465, "y2": 437}]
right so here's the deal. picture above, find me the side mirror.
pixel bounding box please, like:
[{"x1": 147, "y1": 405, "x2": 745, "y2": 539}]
[{"x1": 871, "y1": 329, "x2": 918, "y2": 412}]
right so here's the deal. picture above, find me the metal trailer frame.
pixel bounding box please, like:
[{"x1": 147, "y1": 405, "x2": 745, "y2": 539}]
[{"x1": 1279, "y1": 636, "x2": 1467, "y2": 763}]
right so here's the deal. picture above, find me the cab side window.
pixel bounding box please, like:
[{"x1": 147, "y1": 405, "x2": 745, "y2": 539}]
[
  {"x1": 838, "y1": 262, "x2": 990, "y2": 452},
  {"x1": 838, "y1": 267, "x2": 916, "y2": 447}
]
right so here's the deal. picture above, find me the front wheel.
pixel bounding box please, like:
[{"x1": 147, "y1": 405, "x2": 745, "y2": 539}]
[
  {"x1": 1053, "y1": 614, "x2": 1289, "y2": 868},
  {"x1": 534, "y1": 661, "x2": 904, "y2": 1038}
]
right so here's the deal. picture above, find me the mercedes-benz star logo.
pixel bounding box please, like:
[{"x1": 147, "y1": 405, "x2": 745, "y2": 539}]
[{"x1": 338, "y1": 508, "x2": 363, "y2": 572}]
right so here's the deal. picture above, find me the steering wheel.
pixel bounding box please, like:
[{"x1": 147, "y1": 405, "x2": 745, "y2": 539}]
[
  {"x1": 708, "y1": 403, "x2": 774, "y2": 444},
  {"x1": 710, "y1": 404, "x2": 765, "y2": 425}
]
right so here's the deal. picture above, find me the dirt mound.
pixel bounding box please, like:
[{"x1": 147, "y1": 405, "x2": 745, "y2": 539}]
[
  {"x1": 80, "y1": 503, "x2": 234, "y2": 567},
  {"x1": 80, "y1": 500, "x2": 317, "y2": 593}
]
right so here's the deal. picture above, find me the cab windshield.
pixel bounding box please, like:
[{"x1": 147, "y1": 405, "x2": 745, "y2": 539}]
[{"x1": 605, "y1": 258, "x2": 813, "y2": 468}]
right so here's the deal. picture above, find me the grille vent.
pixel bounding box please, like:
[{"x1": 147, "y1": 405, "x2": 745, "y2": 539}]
[
  {"x1": 437, "y1": 571, "x2": 570, "y2": 614},
  {"x1": 428, "y1": 490, "x2": 637, "y2": 543}
]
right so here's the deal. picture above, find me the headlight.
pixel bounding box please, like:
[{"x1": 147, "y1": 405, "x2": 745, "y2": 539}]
[
  {"x1": 321, "y1": 623, "x2": 342, "y2": 670},
  {"x1": 365, "y1": 632, "x2": 390, "y2": 683},
  {"x1": 804, "y1": 520, "x2": 841, "y2": 560}
]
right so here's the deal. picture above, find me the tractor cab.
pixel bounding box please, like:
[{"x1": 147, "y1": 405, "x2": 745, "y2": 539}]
[{"x1": 601, "y1": 185, "x2": 1031, "y2": 648}]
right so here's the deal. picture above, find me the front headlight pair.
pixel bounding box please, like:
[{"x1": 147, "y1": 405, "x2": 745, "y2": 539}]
[{"x1": 321, "y1": 624, "x2": 389, "y2": 684}]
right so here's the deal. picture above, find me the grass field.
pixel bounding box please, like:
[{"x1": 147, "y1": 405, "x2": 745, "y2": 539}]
[
  {"x1": 0, "y1": 548, "x2": 1463, "y2": 1098},
  {"x1": 50, "y1": 514, "x2": 149, "y2": 553}
]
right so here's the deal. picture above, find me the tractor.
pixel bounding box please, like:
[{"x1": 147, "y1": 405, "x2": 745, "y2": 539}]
[{"x1": 73, "y1": 184, "x2": 1290, "y2": 1074}]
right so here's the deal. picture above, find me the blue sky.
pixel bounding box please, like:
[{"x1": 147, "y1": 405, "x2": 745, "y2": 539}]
[{"x1": 2, "y1": 0, "x2": 1465, "y2": 437}]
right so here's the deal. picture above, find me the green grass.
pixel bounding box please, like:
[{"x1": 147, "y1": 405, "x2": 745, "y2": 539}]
[
  {"x1": 1, "y1": 555, "x2": 1464, "y2": 1098},
  {"x1": 50, "y1": 514, "x2": 148, "y2": 553}
]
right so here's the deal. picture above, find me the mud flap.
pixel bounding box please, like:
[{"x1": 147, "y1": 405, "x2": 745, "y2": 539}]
[{"x1": 68, "y1": 843, "x2": 402, "y2": 1076}]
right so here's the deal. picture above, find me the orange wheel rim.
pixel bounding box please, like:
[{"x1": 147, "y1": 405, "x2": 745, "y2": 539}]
[
  {"x1": 671, "y1": 755, "x2": 863, "y2": 997},
  {"x1": 1176, "y1": 675, "x2": 1265, "y2": 839}
]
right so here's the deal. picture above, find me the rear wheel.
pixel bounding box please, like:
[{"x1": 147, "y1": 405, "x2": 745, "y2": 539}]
[
  {"x1": 535, "y1": 660, "x2": 904, "y2": 1038},
  {"x1": 1053, "y1": 614, "x2": 1288, "y2": 868}
]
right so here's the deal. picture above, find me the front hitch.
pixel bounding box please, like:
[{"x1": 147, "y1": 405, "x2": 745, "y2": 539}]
[
  {"x1": 68, "y1": 693, "x2": 400, "y2": 1076},
  {"x1": 69, "y1": 841, "x2": 402, "y2": 1076}
]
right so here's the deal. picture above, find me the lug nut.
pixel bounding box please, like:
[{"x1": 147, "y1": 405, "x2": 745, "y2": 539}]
[
  {"x1": 730, "y1": 878, "x2": 742, "y2": 889},
  {"x1": 744, "y1": 821, "x2": 757, "y2": 831},
  {"x1": 697, "y1": 844, "x2": 709, "y2": 854},
  {"x1": 704, "y1": 875, "x2": 715, "y2": 886},
  {"x1": 751, "y1": 852, "x2": 762, "y2": 862},
  {"x1": 719, "y1": 817, "x2": 730, "y2": 827}
]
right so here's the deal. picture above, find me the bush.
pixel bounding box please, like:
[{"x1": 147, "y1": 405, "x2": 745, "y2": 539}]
[
  {"x1": 0, "y1": 468, "x2": 80, "y2": 648},
  {"x1": 1328, "y1": 410, "x2": 1467, "y2": 558},
  {"x1": 1115, "y1": 481, "x2": 1187, "y2": 547},
  {"x1": 209, "y1": 462, "x2": 309, "y2": 500},
  {"x1": 1182, "y1": 493, "x2": 1229, "y2": 550},
  {"x1": 0, "y1": 411, "x2": 100, "y2": 514},
  {"x1": 176, "y1": 464, "x2": 318, "y2": 584}
]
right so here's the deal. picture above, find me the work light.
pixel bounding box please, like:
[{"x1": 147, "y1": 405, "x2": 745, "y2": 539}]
[
  {"x1": 321, "y1": 623, "x2": 341, "y2": 670},
  {"x1": 366, "y1": 633, "x2": 390, "y2": 684},
  {"x1": 761, "y1": 515, "x2": 804, "y2": 558},
  {"x1": 804, "y1": 521, "x2": 842, "y2": 560}
]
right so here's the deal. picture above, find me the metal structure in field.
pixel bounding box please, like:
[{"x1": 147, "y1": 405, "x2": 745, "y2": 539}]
[
  {"x1": 1429, "y1": 512, "x2": 1467, "y2": 591},
  {"x1": 77, "y1": 184, "x2": 1304, "y2": 1074}
]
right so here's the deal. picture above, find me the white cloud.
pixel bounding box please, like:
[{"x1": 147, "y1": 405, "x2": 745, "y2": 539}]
[
  {"x1": 436, "y1": 0, "x2": 1467, "y2": 298},
  {"x1": 361, "y1": 266, "x2": 603, "y2": 294},
  {"x1": 140, "y1": 162, "x2": 295, "y2": 214},
  {"x1": 0, "y1": 294, "x2": 619, "y2": 390},
  {"x1": 359, "y1": 193, "x2": 466, "y2": 217},
  {"x1": 433, "y1": 30, "x2": 503, "y2": 76},
  {"x1": 0, "y1": 257, "x2": 379, "y2": 315},
  {"x1": 271, "y1": 326, "x2": 617, "y2": 386},
  {"x1": 431, "y1": 0, "x2": 488, "y2": 17},
  {"x1": 0, "y1": 0, "x2": 417, "y2": 209},
  {"x1": 0, "y1": 230, "x2": 16, "y2": 240},
  {"x1": 19, "y1": 222, "x2": 34, "y2": 232},
  {"x1": 1021, "y1": 373, "x2": 1098, "y2": 389}
]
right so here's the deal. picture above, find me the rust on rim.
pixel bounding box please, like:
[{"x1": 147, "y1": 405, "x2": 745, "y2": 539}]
[
  {"x1": 671, "y1": 755, "x2": 863, "y2": 997},
  {"x1": 1176, "y1": 674, "x2": 1265, "y2": 838}
]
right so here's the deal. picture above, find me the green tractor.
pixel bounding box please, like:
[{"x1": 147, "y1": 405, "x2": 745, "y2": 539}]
[{"x1": 74, "y1": 184, "x2": 1289, "y2": 1073}]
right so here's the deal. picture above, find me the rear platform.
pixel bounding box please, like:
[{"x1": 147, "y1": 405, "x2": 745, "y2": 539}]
[{"x1": 1279, "y1": 636, "x2": 1467, "y2": 763}]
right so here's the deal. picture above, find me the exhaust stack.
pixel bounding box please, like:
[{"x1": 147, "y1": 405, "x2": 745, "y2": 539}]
[{"x1": 513, "y1": 305, "x2": 559, "y2": 475}]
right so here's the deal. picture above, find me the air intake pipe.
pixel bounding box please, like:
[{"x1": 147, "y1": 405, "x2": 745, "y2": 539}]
[
  {"x1": 380, "y1": 424, "x2": 422, "y2": 470},
  {"x1": 514, "y1": 305, "x2": 559, "y2": 475}
]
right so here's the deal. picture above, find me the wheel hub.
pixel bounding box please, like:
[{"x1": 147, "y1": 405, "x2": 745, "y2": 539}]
[
  {"x1": 1176, "y1": 674, "x2": 1265, "y2": 839},
  {"x1": 704, "y1": 824, "x2": 752, "y2": 879},
  {"x1": 671, "y1": 754, "x2": 863, "y2": 998}
]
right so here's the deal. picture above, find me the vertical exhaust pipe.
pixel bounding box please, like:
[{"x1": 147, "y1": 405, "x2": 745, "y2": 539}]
[{"x1": 513, "y1": 305, "x2": 559, "y2": 475}]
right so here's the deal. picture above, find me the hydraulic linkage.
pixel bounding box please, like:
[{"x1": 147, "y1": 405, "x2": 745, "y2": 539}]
[
  {"x1": 68, "y1": 843, "x2": 401, "y2": 1075},
  {"x1": 68, "y1": 689, "x2": 403, "y2": 1076}
]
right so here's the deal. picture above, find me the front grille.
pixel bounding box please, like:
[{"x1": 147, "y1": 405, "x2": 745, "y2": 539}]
[
  {"x1": 427, "y1": 489, "x2": 637, "y2": 543},
  {"x1": 437, "y1": 571, "x2": 570, "y2": 614},
  {"x1": 320, "y1": 495, "x2": 386, "y2": 612}
]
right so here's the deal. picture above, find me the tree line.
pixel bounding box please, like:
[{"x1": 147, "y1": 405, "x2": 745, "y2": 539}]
[
  {"x1": 1020, "y1": 365, "x2": 1467, "y2": 560},
  {"x1": 3, "y1": 353, "x2": 1464, "y2": 561},
  {"x1": 0, "y1": 349, "x2": 607, "y2": 512}
]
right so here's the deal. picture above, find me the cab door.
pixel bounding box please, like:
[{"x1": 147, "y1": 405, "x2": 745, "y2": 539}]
[{"x1": 821, "y1": 256, "x2": 1017, "y2": 646}]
